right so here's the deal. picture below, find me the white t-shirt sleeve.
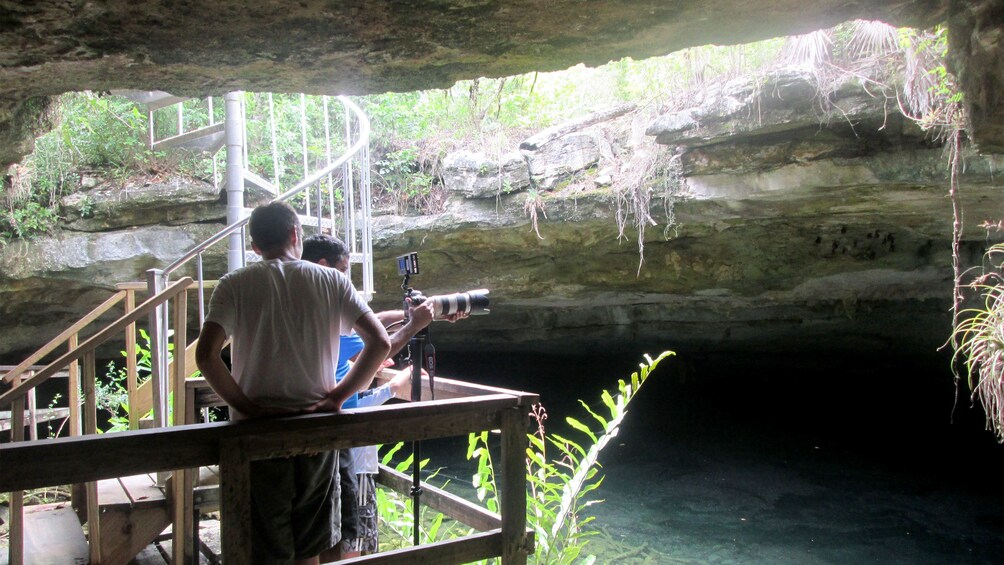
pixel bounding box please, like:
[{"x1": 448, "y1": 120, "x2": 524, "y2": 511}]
[
  {"x1": 334, "y1": 270, "x2": 372, "y2": 336},
  {"x1": 204, "y1": 276, "x2": 235, "y2": 335}
]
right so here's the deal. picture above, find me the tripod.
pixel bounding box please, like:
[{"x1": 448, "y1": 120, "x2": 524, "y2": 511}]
[{"x1": 405, "y1": 301, "x2": 436, "y2": 546}]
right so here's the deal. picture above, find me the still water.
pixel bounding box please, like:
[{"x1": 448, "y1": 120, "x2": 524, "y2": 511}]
[{"x1": 428, "y1": 350, "x2": 1003, "y2": 564}]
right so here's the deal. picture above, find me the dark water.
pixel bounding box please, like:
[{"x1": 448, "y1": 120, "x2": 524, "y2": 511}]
[{"x1": 424, "y1": 350, "x2": 1003, "y2": 564}]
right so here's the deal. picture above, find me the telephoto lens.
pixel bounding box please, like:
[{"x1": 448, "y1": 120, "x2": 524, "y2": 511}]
[{"x1": 430, "y1": 289, "x2": 490, "y2": 317}]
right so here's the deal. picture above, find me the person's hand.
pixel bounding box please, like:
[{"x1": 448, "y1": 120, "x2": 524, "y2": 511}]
[
  {"x1": 304, "y1": 395, "x2": 343, "y2": 414},
  {"x1": 441, "y1": 310, "x2": 469, "y2": 323},
  {"x1": 407, "y1": 299, "x2": 435, "y2": 329},
  {"x1": 388, "y1": 366, "x2": 429, "y2": 400},
  {"x1": 243, "y1": 403, "x2": 300, "y2": 419}
]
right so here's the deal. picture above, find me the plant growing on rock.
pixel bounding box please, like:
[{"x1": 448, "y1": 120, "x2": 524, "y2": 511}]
[
  {"x1": 469, "y1": 351, "x2": 673, "y2": 563},
  {"x1": 952, "y1": 243, "x2": 1004, "y2": 442},
  {"x1": 524, "y1": 189, "x2": 547, "y2": 240}
]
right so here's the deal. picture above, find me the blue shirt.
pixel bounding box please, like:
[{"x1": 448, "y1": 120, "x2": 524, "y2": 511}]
[{"x1": 337, "y1": 333, "x2": 365, "y2": 408}]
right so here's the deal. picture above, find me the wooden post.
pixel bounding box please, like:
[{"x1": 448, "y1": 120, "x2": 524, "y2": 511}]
[
  {"x1": 83, "y1": 351, "x2": 101, "y2": 565},
  {"x1": 27, "y1": 385, "x2": 37, "y2": 441},
  {"x1": 500, "y1": 407, "x2": 529, "y2": 565},
  {"x1": 68, "y1": 336, "x2": 85, "y2": 520},
  {"x1": 170, "y1": 290, "x2": 193, "y2": 565},
  {"x1": 219, "y1": 438, "x2": 252, "y2": 564},
  {"x1": 125, "y1": 289, "x2": 139, "y2": 430},
  {"x1": 68, "y1": 334, "x2": 80, "y2": 437},
  {"x1": 9, "y1": 389, "x2": 26, "y2": 565}
]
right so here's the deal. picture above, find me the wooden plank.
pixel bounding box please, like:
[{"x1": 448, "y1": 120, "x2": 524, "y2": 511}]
[
  {"x1": 0, "y1": 365, "x2": 68, "y2": 377},
  {"x1": 96, "y1": 473, "x2": 166, "y2": 510},
  {"x1": 96, "y1": 477, "x2": 133, "y2": 508},
  {"x1": 377, "y1": 464, "x2": 501, "y2": 532},
  {"x1": 170, "y1": 468, "x2": 193, "y2": 564},
  {"x1": 500, "y1": 408, "x2": 530, "y2": 564},
  {"x1": 1, "y1": 291, "x2": 125, "y2": 385},
  {"x1": 115, "y1": 280, "x2": 219, "y2": 292},
  {"x1": 68, "y1": 334, "x2": 80, "y2": 437},
  {"x1": 9, "y1": 393, "x2": 25, "y2": 565},
  {"x1": 219, "y1": 438, "x2": 252, "y2": 565},
  {"x1": 0, "y1": 277, "x2": 193, "y2": 409},
  {"x1": 135, "y1": 339, "x2": 203, "y2": 420},
  {"x1": 0, "y1": 408, "x2": 70, "y2": 432},
  {"x1": 86, "y1": 479, "x2": 100, "y2": 565},
  {"x1": 98, "y1": 505, "x2": 171, "y2": 565},
  {"x1": 169, "y1": 288, "x2": 194, "y2": 564},
  {"x1": 125, "y1": 289, "x2": 139, "y2": 430},
  {"x1": 22, "y1": 503, "x2": 89, "y2": 565},
  {"x1": 82, "y1": 351, "x2": 101, "y2": 565},
  {"x1": 345, "y1": 530, "x2": 502, "y2": 564},
  {"x1": 0, "y1": 395, "x2": 525, "y2": 492}
]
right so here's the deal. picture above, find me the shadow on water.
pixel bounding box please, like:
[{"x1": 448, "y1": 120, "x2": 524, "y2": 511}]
[{"x1": 425, "y1": 349, "x2": 1003, "y2": 564}]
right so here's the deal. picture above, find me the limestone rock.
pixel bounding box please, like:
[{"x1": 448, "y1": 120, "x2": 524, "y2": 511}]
[
  {"x1": 60, "y1": 175, "x2": 224, "y2": 231},
  {"x1": 522, "y1": 130, "x2": 602, "y2": 190},
  {"x1": 442, "y1": 151, "x2": 530, "y2": 198},
  {"x1": 0, "y1": 222, "x2": 224, "y2": 357},
  {"x1": 646, "y1": 71, "x2": 897, "y2": 148}
]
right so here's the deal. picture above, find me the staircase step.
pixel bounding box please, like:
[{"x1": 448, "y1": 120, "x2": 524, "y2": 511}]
[
  {"x1": 240, "y1": 208, "x2": 337, "y2": 230},
  {"x1": 152, "y1": 122, "x2": 225, "y2": 153},
  {"x1": 98, "y1": 473, "x2": 165, "y2": 511},
  {"x1": 10, "y1": 503, "x2": 89, "y2": 565},
  {"x1": 243, "y1": 169, "x2": 278, "y2": 195},
  {"x1": 110, "y1": 90, "x2": 188, "y2": 112}
]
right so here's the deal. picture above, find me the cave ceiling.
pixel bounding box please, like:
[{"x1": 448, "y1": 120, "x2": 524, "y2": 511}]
[{"x1": 1, "y1": 0, "x2": 1002, "y2": 171}]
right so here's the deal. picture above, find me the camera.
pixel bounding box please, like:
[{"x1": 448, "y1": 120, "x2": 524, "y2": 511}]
[
  {"x1": 397, "y1": 252, "x2": 490, "y2": 317},
  {"x1": 408, "y1": 288, "x2": 491, "y2": 317}
]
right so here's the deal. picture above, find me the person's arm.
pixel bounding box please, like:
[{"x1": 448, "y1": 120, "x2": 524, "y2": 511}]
[
  {"x1": 386, "y1": 300, "x2": 435, "y2": 358},
  {"x1": 195, "y1": 322, "x2": 292, "y2": 418},
  {"x1": 312, "y1": 311, "x2": 391, "y2": 412}
]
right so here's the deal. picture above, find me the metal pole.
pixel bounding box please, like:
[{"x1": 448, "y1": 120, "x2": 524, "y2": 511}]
[
  {"x1": 146, "y1": 269, "x2": 168, "y2": 429},
  {"x1": 344, "y1": 104, "x2": 356, "y2": 254},
  {"x1": 323, "y1": 96, "x2": 334, "y2": 235},
  {"x1": 269, "y1": 93, "x2": 280, "y2": 188},
  {"x1": 225, "y1": 92, "x2": 246, "y2": 273},
  {"x1": 301, "y1": 93, "x2": 310, "y2": 216}
]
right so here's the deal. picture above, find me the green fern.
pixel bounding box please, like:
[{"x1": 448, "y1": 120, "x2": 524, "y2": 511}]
[{"x1": 469, "y1": 351, "x2": 673, "y2": 563}]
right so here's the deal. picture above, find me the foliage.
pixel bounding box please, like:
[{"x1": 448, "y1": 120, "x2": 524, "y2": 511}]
[
  {"x1": 374, "y1": 146, "x2": 440, "y2": 214},
  {"x1": 375, "y1": 443, "x2": 469, "y2": 547},
  {"x1": 99, "y1": 328, "x2": 173, "y2": 432},
  {"x1": 952, "y1": 244, "x2": 1004, "y2": 443},
  {"x1": 373, "y1": 352, "x2": 672, "y2": 562},
  {"x1": 469, "y1": 351, "x2": 673, "y2": 563}
]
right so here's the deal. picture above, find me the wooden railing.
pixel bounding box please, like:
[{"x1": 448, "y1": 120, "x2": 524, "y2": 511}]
[
  {"x1": 0, "y1": 277, "x2": 194, "y2": 565},
  {"x1": 1, "y1": 390, "x2": 538, "y2": 564}
]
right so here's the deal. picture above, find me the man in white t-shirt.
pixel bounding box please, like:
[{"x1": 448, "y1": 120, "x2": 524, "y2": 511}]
[{"x1": 195, "y1": 201, "x2": 390, "y2": 565}]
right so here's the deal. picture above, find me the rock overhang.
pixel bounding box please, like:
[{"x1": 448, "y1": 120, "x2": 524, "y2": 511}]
[{"x1": 2, "y1": 0, "x2": 1003, "y2": 171}]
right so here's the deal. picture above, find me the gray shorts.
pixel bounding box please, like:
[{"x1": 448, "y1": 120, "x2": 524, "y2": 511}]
[{"x1": 249, "y1": 451, "x2": 340, "y2": 564}]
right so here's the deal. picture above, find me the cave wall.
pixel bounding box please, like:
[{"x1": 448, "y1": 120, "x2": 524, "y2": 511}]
[
  {"x1": 2, "y1": 72, "x2": 1001, "y2": 361},
  {"x1": 1, "y1": 0, "x2": 1003, "y2": 171}
]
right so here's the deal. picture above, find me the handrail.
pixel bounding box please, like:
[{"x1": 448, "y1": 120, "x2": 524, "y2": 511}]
[
  {"x1": 0, "y1": 393, "x2": 536, "y2": 564},
  {"x1": 1, "y1": 291, "x2": 126, "y2": 385},
  {"x1": 0, "y1": 394, "x2": 532, "y2": 490},
  {"x1": 162, "y1": 95, "x2": 370, "y2": 278},
  {"x1": 0, "y1": 277, "x2": 193, "y2": 409}
]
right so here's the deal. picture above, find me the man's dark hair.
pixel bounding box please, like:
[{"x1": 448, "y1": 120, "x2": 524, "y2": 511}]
[
  {"x1": 249, "y1": 202, "x2": 300, "y2": 253},
  {"x1": 302, "y1": 233, "x2": 350, "y2": 265}
]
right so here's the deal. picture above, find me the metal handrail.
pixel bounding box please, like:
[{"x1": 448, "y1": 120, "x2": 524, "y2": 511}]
[{"x1": 162, "y1": 95, "x2": 371, "y2": 278}]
